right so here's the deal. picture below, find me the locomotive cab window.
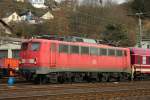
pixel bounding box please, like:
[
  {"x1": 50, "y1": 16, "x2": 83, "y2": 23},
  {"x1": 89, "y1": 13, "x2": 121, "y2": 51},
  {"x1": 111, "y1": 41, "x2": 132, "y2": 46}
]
[
  {"x1": 70, "y1": 45, "x2": 79, "y2": 54},
  {"x1": 100, "y1": 48, "x2": 107, "y2": 56},
  {"x1": 21, "y1": 43, "x2": 28, "y2": 50},
  {"x1": 90, "y1": 47, "x2": 98, "y2": 56},
  {"x1": 59, "y1": 44, "x2": 69, "y2": 53},
  {"x1": 108, "y1": 49, "x2": 115, "y2": 56},
  {"x1": 81, "y1": 46, "x2": 89, "y2": 55},
  {"x1": 31, "y1": 42, "x2": 40, "y2": 51}
]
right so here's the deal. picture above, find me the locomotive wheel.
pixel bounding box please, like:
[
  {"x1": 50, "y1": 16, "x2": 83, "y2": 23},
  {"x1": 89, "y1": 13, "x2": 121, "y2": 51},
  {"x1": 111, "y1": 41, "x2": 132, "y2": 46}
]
[
  {"x1": 101, "y1": 73, "x2": 109, "y2": 82},
  {"x1": 58, "y1": 76, "x2": 65, "y2": 84}
]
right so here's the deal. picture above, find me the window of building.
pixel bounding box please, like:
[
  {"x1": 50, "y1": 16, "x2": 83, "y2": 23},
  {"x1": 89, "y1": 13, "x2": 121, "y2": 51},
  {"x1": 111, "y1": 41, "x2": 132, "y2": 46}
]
[
  {"x1": 90, "y1": 47, "x2": 98, "y2": 56},
  {"x1": 100, "y1": 48, "x2": 107, "y2": 56},
  {"x1": 116, "y1": 50, "x2": 123, "y2": 56},
  {"x1": 70, "y1": 45, "x2": 79, "y2": 54},
  {"x1": 81, "y1": 46, "x2": 89, "y2": 55},
  {"x1": 59, "y1": 44, "x2": 69, "y2": 53},
  {"x1": 0, "y1": 50, "x2": 8, "y2": 58}
]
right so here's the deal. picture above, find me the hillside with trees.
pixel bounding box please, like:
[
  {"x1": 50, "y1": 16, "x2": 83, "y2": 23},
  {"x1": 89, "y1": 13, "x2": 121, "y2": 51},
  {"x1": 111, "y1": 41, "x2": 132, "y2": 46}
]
[{"x1": 0, "y1": 0, "x2": 150, "y2": 46}]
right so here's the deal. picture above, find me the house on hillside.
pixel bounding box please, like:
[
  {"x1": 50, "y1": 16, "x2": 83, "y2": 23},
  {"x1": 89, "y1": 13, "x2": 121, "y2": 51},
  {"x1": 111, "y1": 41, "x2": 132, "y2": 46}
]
[
  {"x1": 40, "y1": 11, "x2": 54, "y2": 20},
  {"x1": 0, "y1": 19, "x2": 12, "y2": 35},
  {"x1": 2, "y1": 12, "x2": 21, "y2": 24},
  {"x1": 28, "y1": 0, "x2": 47, "y2": 9},
  {"x1": 20, "y1": 10, "x2": 33, "y2": 21}
]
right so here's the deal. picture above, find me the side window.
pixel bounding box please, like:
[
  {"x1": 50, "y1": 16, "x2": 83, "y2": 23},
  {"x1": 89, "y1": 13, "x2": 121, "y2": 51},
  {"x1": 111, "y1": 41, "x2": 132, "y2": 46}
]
[
  {"x1": 70, "y1": 45, "x2": 79, "y2": 54},
  {"x1": 142, "y1": 56, "x2": 146, "y2": 64},
  {"x1": 100, "y1": 48, "x2": 107, "y2": 56},
  {"x1": 12, "y1": 50, "x2": 20, "y2": 58},
  {"x1": 81, "y1": 46, "x2": 89, "y2": 55},
  {"x1": 148, "y1": 57, "x2": 150, "y2": 64},
  {"x1": 108, "y1": 49, "x2": 115, "y2": 56},
  {"x1": 90, "y1": 47, "x2": 98, "y2": 56},
  {"x1": 59, "y1": 44, "x2": 69, "y2": 53},
  {"x1": 31, "y1": 42, "x2": 40, "y2": 51},
  {"x1": 137, "y1": 56, "x2": 141, "y2": 64},
  {"x1": 116, "y1": 50, "x2": 123, "y2": 56},
  {"x1": 50, "y1": 43, "x2": 56, "y2": 52},
  {"x1": 0, "y1": 50, "x2": 8, "y2": 58}
]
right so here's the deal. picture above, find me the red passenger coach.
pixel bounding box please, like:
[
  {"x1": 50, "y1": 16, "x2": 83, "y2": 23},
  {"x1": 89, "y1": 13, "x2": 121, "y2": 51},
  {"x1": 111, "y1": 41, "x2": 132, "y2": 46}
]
[
  {"x1": 130, "y1": 48, "x2": 150, "y2": 75},
  {"x1": 19, "y1": 38, "x2": 131, "y2": 83}
]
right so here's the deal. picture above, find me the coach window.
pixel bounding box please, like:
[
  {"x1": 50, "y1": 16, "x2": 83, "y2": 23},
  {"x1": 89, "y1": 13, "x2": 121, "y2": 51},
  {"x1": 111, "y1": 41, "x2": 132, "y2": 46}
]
[
  {"x1": 108, "y1": 49, "x2": 115, "y2": 56},
  {"x1": 59, "y1": 44, "x2": 69, "y2": 53},
  {"x1": 70, "y1": 45, "x2": 79, "y2": 54},
  {"x1": 81, "y1": 46, "x2": 89, "y2": 55},
  {"x1": 31, "y1": 42, "x2": 40, "y2": 51},
  {"x1": 148, "y1": 57, "x2": 150, "y2": 64},
  {"x1": 116, "y1": 50, "x2": 123, "y2": 56},
  {"x1": 90, "y1": 47, "x2": 98, "y2": 56},
  {"x1": 100, "y1": 48, "x2": 107, "y2": 56}
]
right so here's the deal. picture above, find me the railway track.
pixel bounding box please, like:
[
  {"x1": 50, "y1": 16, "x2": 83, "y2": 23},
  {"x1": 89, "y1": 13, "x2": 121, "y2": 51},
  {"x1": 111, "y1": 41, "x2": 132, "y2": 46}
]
[
  {"x1": 0, "y1": 87, "x2": 150, "y2": 100},
  {"x1": 0, "y1": 81, "x2": 150, "y2": 93},
  {"x1": 0, "y1": 81, "x2": 150, "y2": 100}
]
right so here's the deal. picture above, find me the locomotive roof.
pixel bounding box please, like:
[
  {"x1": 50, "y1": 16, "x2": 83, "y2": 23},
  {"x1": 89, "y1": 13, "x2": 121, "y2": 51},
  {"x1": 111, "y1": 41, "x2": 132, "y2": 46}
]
[
  {"x1": 130, "y1": 48, "x2": 150, "y2": 55},
  {"x1": 25, "y1": 38, "x2": 128, "y2": 50}
]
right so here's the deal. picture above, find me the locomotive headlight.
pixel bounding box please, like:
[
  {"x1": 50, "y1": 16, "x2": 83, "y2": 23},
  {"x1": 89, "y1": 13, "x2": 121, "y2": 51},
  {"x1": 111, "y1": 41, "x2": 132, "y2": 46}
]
[
  {"x1": 21, "y1": 59, "x2": 25, "y2": 64},
  {"x1": 29, "y1": 58, "x2": 37, "y2": 64}
]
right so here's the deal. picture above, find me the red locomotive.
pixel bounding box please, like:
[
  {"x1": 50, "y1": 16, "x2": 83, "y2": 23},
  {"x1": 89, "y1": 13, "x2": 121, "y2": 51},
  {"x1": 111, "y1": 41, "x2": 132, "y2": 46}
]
[
  {"x1": 130, "y1": 48, "x2": 150, "y2": 79},
  {"x1": 19, "y1": 36, "x2": 150, "y2": 83}
]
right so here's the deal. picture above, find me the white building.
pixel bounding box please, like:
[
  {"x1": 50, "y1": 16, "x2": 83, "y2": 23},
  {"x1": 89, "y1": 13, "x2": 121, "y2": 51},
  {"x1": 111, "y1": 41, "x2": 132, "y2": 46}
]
[
  {"x1": 41, "y1": 11, "x2": 54, "y2": 20},
  {"x1": 28, "y1": 0, "x2": 47, "y2": 9},
  {"x1": 2, "y1": 12, "x2": 21, "y2": 24}
]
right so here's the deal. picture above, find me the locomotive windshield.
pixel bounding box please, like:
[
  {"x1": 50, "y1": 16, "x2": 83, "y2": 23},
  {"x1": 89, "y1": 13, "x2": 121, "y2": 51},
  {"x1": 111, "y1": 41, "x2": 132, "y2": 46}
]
[{"x1": 31, "y1": 42, "x2": 40, "y2": 51}]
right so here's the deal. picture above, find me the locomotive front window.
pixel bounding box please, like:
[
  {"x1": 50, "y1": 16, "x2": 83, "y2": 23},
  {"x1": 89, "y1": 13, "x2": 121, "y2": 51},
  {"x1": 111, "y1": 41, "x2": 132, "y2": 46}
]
[{"x1": 31, "y1": 42, "x2": 40, "y2": 51}]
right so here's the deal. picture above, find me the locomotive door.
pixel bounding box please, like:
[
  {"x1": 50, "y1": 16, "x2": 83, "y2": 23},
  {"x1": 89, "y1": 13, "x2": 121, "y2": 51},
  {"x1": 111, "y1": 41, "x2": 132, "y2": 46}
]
[{"x1": 50, "y1": 43, "x2": 56, "y2": 67}]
